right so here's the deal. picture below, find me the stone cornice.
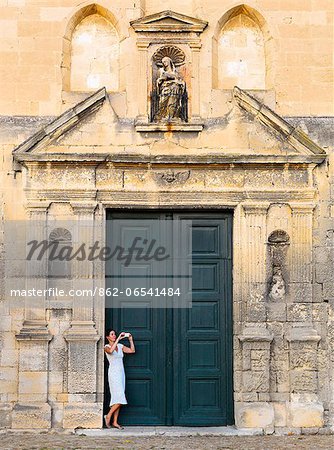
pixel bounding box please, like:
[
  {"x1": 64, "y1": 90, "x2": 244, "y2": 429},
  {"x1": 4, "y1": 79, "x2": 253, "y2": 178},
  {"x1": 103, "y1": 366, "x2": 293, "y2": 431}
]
[
  {"x1": 287, "y1": 324, "x2": 321, "y2": 342},
  {"x1": 25, "y1": 188, "x2": 317, "y2": 205},
  {"x1": 233, "y1": 87, "x2": 327, "y2": 159},
  {"x1": 71, "y1": 201, "x2": 98, "y2": 215},
  {"x1": 239, "y1": 325, "x2": 274, "y2": 343},
  {"x1": 15, "y1": 153, "x2": 325, "y2": 165},
  {"x1": 16, "y1": 320, "x2": 52, "y2": 342}
]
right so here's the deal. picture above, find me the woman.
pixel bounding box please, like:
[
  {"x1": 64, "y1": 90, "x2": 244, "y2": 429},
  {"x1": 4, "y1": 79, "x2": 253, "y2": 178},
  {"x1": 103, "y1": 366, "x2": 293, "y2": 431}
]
[{"x1": 104, "y1": 330, "x2": 135, "y2": 429}]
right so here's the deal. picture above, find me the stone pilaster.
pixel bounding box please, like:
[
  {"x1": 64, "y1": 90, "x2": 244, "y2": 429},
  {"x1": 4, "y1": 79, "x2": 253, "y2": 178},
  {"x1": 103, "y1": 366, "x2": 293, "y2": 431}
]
[
  {"x1": 286, "y1": 324, "x2": 324, "y2": 428},
  {"x1": 14, "y1": 202, "x2": 52, "y2": 429},
  {"x1": 289, "y1": 203, "x2": 314, "y2": 304},
  {"x1": 242, "y1": 204, "x2": 269, "y2": 322},
  {"x1": 63, "y1": 202, "x2": 101, "y2": 429},
  {"x1": 136, "y1": 41, "x2": 150, "y2": 123},
  {"x1": 236, "y1": 324, "x2": 274, "y2": 429},
  {"x1": 189, "y1": 42, "x2": 201, "y2": 120}
]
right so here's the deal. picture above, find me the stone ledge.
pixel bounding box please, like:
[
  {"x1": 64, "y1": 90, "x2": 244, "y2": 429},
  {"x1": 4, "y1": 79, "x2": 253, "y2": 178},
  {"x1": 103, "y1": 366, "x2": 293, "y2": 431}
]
[
  {"x1": 287, "y1": 324, "x2": 321, "y2": 342},
  {"x1": 76, "y1": 426, "x2": 263, "y2": 437},
  {"x1": 239, "y1": 325, "x2": 274, "y2": 343},
  {"x1": 135, "y1": 123, "x2": 204, "y2": 132},
  {"x1": 16, "y1": 321, "x2": 52, "y2": 342}
]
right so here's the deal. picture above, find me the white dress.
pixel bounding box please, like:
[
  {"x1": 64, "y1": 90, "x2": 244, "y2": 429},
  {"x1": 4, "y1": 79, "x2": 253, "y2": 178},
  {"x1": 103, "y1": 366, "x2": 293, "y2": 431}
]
[{"x1": 105, "y1": 343, "x2": 127, "y2": 406}]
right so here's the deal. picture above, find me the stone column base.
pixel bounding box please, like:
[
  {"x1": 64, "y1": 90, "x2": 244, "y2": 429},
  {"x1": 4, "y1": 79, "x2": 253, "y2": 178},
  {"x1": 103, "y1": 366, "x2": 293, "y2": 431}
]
[
  {"x1": 12, "y1": 403, "x2": 51, "y2": 429},
  {"x1": 63, "y1": 402, "x2": 102, "y2": 429},
  {"x1": 288, "y1": 399, "x2": 324, "y2": 428},
  {"x1": 235, "y1": 400, "x2": 324, "y2": 429},
  {"x1": 235, "y1": 402, "x2": 274, "y2": 429}
]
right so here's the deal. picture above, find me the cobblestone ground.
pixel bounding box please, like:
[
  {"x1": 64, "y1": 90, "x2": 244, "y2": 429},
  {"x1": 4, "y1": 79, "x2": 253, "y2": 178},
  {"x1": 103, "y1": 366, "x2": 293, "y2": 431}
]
[{"x1": 0, "y1": 433, "x2": 333, "y2": 450}]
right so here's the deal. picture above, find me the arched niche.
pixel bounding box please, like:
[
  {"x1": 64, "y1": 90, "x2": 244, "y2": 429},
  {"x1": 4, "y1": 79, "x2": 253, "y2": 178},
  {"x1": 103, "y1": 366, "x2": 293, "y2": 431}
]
[
  {"x1": 212, "y1": 4, "x2": 275, "y2": 90},
  {"x1": 62, "y1": 4, "x2": 120, "y2": 93}
]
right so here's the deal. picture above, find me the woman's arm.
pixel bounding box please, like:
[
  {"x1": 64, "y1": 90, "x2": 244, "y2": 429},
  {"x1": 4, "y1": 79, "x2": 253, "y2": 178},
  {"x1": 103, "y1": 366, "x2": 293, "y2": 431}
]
[{"x1": 122, "y1": 334, "x2": 135, "y2": 354}]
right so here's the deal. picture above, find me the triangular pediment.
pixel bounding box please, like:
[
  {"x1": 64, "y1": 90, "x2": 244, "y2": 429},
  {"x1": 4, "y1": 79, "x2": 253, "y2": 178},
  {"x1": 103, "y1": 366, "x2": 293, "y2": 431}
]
[
  {"x1": 130, "y1": 10, "x2": 208, "y2": 33},
  {"x1": 233, "y1": 87, "x2": 326, "y2": 157},
  {"x1": 12, "y1": 87, "x2": 326, "y2": 167},
  {"x1": 13, "y1": 88, "x2": 107, "y2": 156}
]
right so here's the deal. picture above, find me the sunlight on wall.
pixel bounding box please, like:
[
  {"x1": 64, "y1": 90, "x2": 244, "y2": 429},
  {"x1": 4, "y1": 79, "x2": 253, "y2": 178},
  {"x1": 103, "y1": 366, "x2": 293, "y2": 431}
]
[
  {"x1": 70, "y1": 14, "x2": 119, "y2": 92},
  {"x1": 218, "y1": 14, "x2": 265, "y2": 89}
]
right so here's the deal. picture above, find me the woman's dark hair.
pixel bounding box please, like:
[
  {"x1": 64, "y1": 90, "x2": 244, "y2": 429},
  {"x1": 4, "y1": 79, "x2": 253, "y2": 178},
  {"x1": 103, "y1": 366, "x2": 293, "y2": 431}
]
[{"x1": 106, "y1": 329, "x2": 117, "y2": 339}]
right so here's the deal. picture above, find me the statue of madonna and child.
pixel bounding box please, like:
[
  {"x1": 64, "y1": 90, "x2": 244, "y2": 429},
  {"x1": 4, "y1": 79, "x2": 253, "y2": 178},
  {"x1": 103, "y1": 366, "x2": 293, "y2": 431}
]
[{"x1": 152, "y1": 49, "x2": 187, "y2": 123}]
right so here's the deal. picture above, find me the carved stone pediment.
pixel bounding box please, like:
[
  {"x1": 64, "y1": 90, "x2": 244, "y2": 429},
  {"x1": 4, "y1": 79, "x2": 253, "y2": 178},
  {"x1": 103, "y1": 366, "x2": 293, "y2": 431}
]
[{"x1": 130, "y1": 10, "x2": 208, "y2": 33}]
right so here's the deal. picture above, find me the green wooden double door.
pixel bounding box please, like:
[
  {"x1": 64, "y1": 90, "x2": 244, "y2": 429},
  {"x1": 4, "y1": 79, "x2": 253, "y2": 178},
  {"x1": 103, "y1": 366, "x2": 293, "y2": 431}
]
[{"x1": 105, "y1": 211, "x2": 233, "y2": 426}]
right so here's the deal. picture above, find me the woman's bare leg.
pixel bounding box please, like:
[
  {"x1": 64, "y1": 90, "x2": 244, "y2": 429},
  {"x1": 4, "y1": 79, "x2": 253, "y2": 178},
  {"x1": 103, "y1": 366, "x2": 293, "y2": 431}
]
[
  {"x1": 105, "y1": 403, "x2": 121, "y2": 425},
  {"x1": 112, "y1": 405, "x2": 122, "y2": 428}
]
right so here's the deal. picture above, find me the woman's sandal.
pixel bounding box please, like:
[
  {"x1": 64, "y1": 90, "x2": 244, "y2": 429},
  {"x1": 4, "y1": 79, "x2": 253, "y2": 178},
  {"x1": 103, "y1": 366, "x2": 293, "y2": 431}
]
[
  {"x1": 112, "y1": 424, "x2": 124, "y2": 430},
  {"x1": 104, "y1": 415, "x2": 111, "y2": 429}
]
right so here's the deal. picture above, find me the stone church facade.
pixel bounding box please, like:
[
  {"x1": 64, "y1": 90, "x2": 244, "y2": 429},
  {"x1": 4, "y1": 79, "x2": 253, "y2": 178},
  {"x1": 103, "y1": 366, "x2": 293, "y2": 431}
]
[{"x1": 0, "y1": 0, "x2": 333, "y2": 433}]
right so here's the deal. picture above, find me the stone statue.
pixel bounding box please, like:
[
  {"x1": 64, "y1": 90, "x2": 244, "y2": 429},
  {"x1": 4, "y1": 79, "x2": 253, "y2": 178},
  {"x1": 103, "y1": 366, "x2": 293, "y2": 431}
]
[
  {"x1": 269, "y1": 266, "x2": 286, "y2": 301},
  {"x1": 153, "y1": 55, "x2": 186, "y2": 122}
]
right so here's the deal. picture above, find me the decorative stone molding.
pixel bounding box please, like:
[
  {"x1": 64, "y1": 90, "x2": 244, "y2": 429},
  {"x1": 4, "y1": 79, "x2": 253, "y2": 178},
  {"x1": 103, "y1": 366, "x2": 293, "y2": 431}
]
[
  {"x1": 64, "y1": 321, "x2": 100, "y2": 342},
  {"x1": 130, "y1": 10, "x2": 208, "y2": 33},
  {"x1": 152, "y1": 45, "x2": 186, "y2": 66},
  {"x1": 70, "y1": 201, "x2": 98, "y2": 216},
  {"x1": 153, "y1": 170, "x2": 190, "y2": 184},
  {"x1": 16, "y1": 320, "x2": 52, "y2": 342},
  {"x1": 242, "y1": 203, "x2": 270, "y2": 215},
  {"x1": 239, "y1": 325, "x2": 274, "y2": 343}
]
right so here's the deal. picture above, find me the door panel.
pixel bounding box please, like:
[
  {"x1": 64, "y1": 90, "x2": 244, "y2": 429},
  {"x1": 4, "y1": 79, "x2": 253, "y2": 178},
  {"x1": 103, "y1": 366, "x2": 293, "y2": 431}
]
[
  {"x1": 105, "y1": 211, "x2": 233, "y2": 426},
  {"x1": 173, "y1": 215, "x2": 233, "y2": 425},
  {"x1": 105, "y1": 213, "x2": 167, "y2": 425}
]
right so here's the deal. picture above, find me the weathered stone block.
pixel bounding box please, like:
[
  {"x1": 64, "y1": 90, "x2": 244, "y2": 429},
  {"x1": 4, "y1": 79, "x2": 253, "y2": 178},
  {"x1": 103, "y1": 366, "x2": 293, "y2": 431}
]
[
  {"x1": 19, "y1": 342, "x2": 48, "y2": 371},
  {"x1": 12, "y1": 403, "x2": 51, "y2": 429},
  {"x1": 290, "y1": 350, "x2": 317, "y2": 370},
  {"x1": 290, "y1": 370, "x2": 317, "y2": 392},
  {"x1": 235, "y1": 402, "x2": 274, "y2": 428},
  {"x1": 288, "y1": 401, "x2": 324, "y2": 428},
  {"x1": 68, "y1": 371, "x2": 96, "y2": 394},
  {"x1": 63, "y1": 403, "x2": 102, "y2": 429},
  {"x1": 49, "y1": 371, "x2": 64, "y2": 394},
  {"x1": 273, "y1": 402, "x2": 287, "y2": 427},
  {"x1": 287, "y1": 303, "x2": 313, "y2": 321},
  {"x1": 0, "y1": 403, "x2": 12, "y2": 428},
  {"x1": 289, "y1": 284, "x2": 313, "y2": 303},
  {"x1": 242, "y1": 371, "x2": 269, "y2": 393},
  {"x1": 19, "y1": 371, "x2": 48, "y2": 396},
  {"x1": 267, "y1": 303, "x2": 287, "y2": 321},
  {"x1": 250, "y1": 350, "x2": 270, "y2": 371}
]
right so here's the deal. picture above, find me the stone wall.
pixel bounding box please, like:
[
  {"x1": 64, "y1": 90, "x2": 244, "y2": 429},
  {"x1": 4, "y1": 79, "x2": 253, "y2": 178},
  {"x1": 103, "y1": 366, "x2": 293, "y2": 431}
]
[
  {"x1": 0, "y1": 0, "x2": 333, "y2": 434},
  {"x1": 0, "y1": 0, "x2": 332, "y2": 116}
]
